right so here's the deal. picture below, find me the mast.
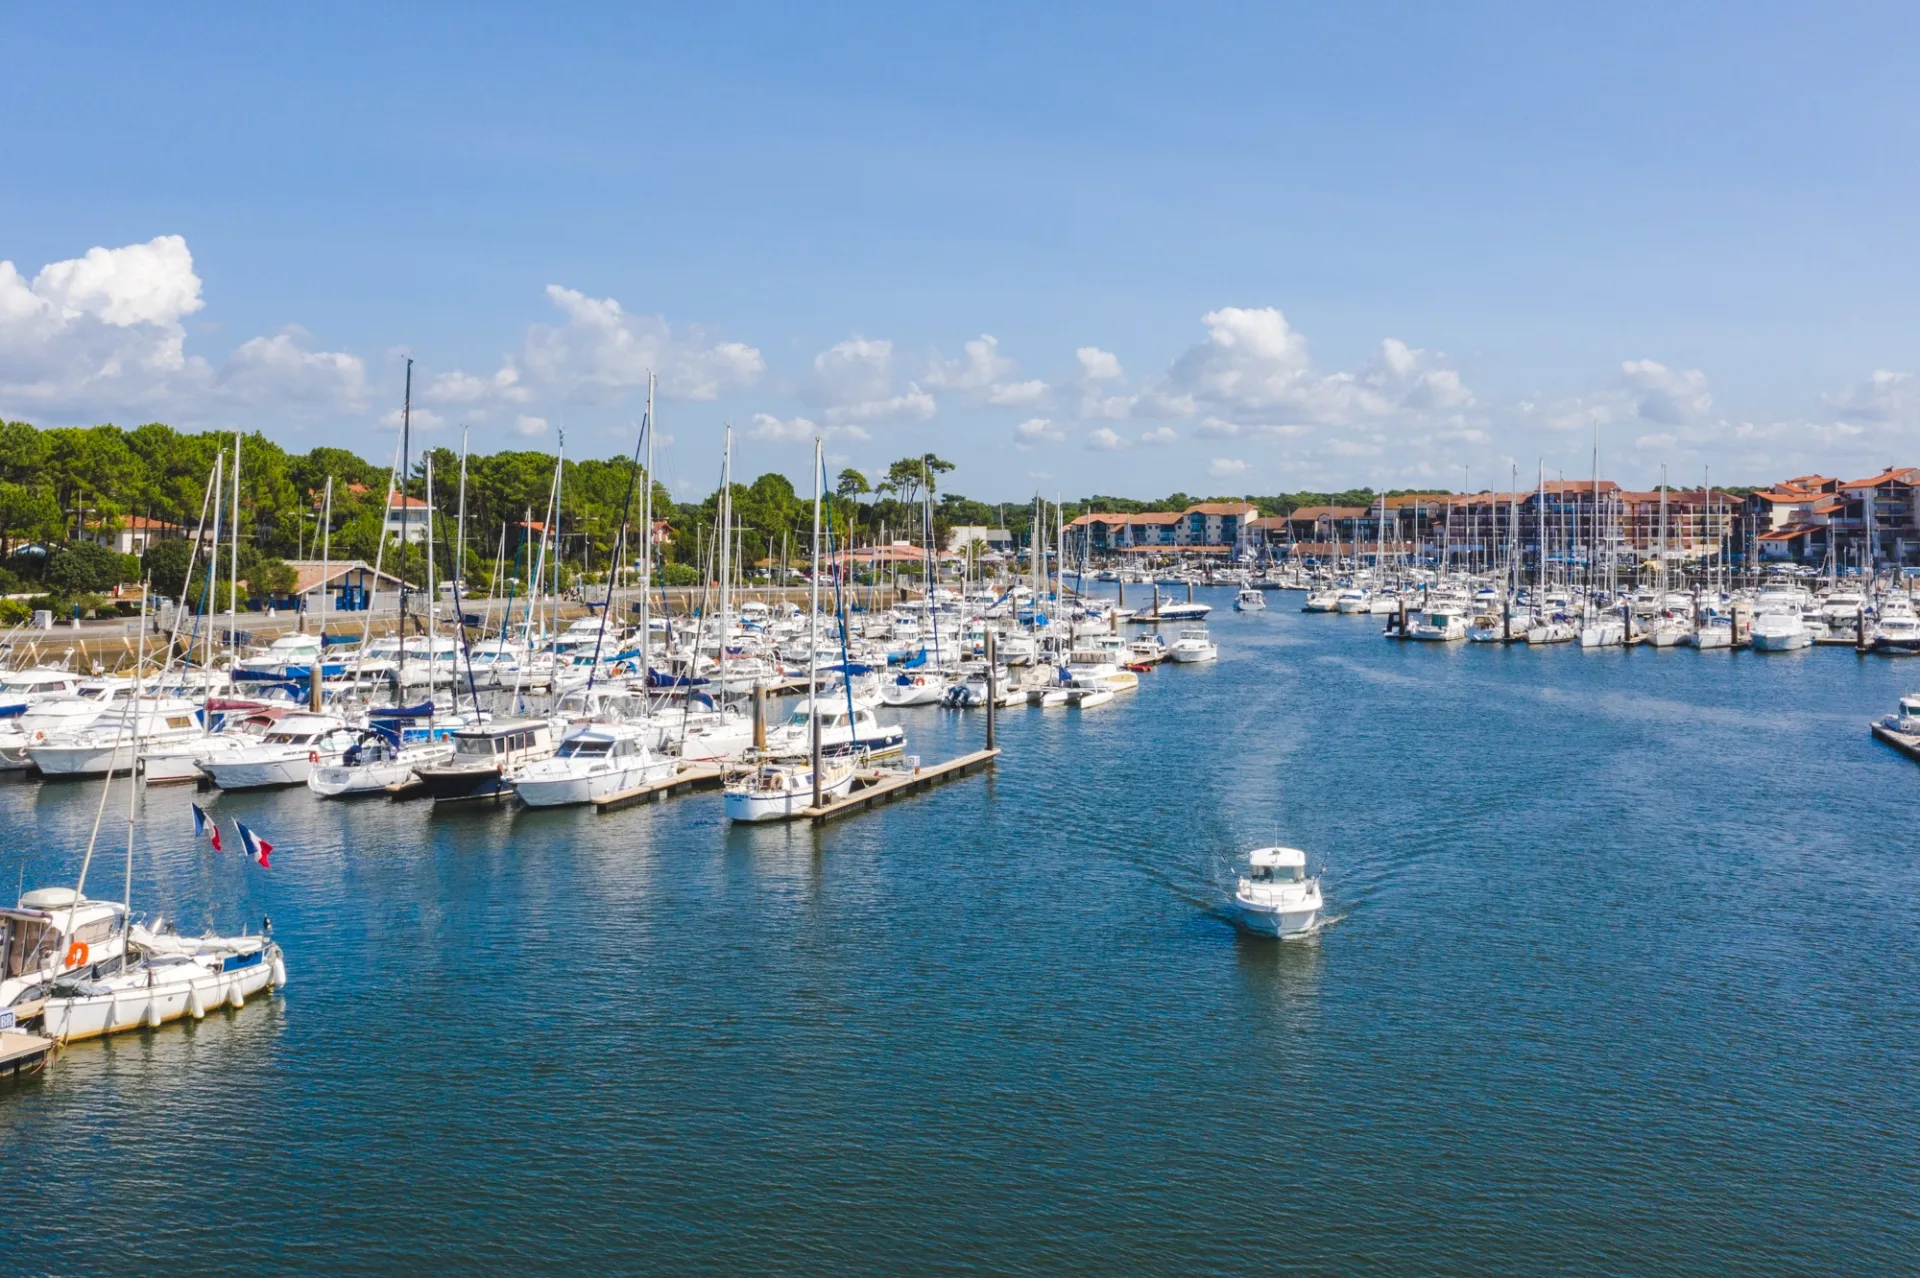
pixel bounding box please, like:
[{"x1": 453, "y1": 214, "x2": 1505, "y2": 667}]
[
  {"x1": 455, "y1": 425, "x2": 469, "y2": 608},
  {"x1": 398, "y1": 358, "x2": 412, "y2": 687},
  {"x1": 719, "y1": 427, "x2": 732, "y2": 697},
  {"x1": 641, "y1": 373, "x2": 654, "y2": 677},
  {"x1": 553, "y1": 428, "x2": 565, "y2": 654},
  {"x1": 1658, "y1": 464, "x2": 1669, "y2": 598},
  {"x1": 810, "y1": 437, "x2": 824, "y2": 808},
  {"x1": 425, "y1": 452, "x2": 438, "y2": 711},
  {"x1": 229, "y1": 432, "x2": 241, "y2": 661},
  {"x1": 320, "y1": 476, "x2": 333, "y2": 636}
]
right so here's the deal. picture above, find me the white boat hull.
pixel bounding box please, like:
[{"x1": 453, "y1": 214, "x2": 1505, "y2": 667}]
[
  {"x1": 723, "y1": 770, "x2": 854, "y2": 822},
  {"x1": 512, "y1": 759, "x2": 676, "y2": 807},
  {"x1": 201, "y1": 751, "x2": 336, "y2": 790},
  {"x1": 41, "y1": 945, "x2": 282, "y2": 1043},
  {"x1": 1231, "y1": 896, "x2": 1321, "y2": 937}
]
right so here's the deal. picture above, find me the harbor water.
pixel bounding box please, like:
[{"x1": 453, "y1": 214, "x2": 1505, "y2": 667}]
[{"x1": 3, "y1": 590, "x2": 1916, "y2": 1273}]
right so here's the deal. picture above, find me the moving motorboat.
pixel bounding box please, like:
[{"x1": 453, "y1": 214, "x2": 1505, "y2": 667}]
[
  {"x1": 1230, "y1": 847, "x2": 1323, "y2": 938},
  {"x1": 1233, "y1": 588, "x2": 1267, "y2": 612}
]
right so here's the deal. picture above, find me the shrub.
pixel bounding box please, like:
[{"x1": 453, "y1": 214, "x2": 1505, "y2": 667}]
[{"x1": 45, "y1": 542, "x2": 127, "y2": 594}]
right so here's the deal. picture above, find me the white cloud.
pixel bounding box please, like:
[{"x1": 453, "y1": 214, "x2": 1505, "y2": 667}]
[
  {"x1": 226, "y1": 330, "x2": 367, "y2": 409},
  {"x1": 1209, "y1": 457, "x2": 1248, "y2": 478},
  {"x1": 805, "y1": 337, "x2": 937, "y2": 425},
  {"x1": 1085, "y1": 426, "x2": 1125, "y2": 452},
  {"x1": 1196, "y1": 417, "x2": 1243, "y2": 438},
  {"x1": 519, "y1": 284, "x2": 764, "y2": 403},
  {"x1": 925, "y1": 334, "x2": 1049, "y2": 408},
  {"x1": 1635, "y1": 432, "x2": 1678, "y2": 451},
  {"x1": 378, "y1": 405, "x2": 446, "y2": 432},
  {"x1": 1139, "y1": 426, "x2": 1178, "y2": 445},
  {"x1": 749, "y1": 412, "x2": 817, "y2": 443},
  {"x1": 1826, "y1": 369, "x2": 1918, "y2": 423},
  {"x1": 1013, "y1": 417, "x2": 1064, "y2": 446},
  {"x1": 1076, "y1": 346, "x2": 1124, "y2": 382},
  {"x1": 428, "y1": 366, "x2": 529, "y2": 406},
  {"x1": 1620, "y1": 359, "x2": 1712, "y2": 424},
  {"x1": 513, "y1": 414, "x2": 549, "y2": 437}
]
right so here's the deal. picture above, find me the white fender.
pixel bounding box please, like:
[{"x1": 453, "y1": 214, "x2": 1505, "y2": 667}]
[
  {"x1": 145, "y1": 994, "x2": 163, "y2": 1029},
  {"x1": 188, "y1": 981, "x2": 206, "y2": 1020},
  {"x1": 228, "y1": 982, "x2": 245, "y2": 1011},
  {"x1": 270, "y1": 950, "x2": 287, "y2": 989}
]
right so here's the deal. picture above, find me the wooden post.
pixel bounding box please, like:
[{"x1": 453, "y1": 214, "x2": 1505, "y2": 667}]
[
  {"x1": 985, "y1": 628, "x2": 997, "y2": 752},
  {"x1": 308, "y1": 663, "x2": 322, "y2": 712},
  {"x1": 752, "y1": 681, "x2": 766, "y2": 752}
]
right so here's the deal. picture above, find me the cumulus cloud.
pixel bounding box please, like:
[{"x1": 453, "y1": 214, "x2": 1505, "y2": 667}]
[
  {"x1": 749, "y1": 412, "x2": 816, "y2": 443},
  {"x1": 1209, "y1": 457, "x2": 1248, "y2": 478},
  {"x1": 925, "y1": 333, "x2": 1048, "y2": 407},
  {"x1": 518, "y1": 284, "x2": 764, "y2": 403},
  {"x1": 1013, "y1": 417, "x2": 1064, "y2": 447},
  {"x1": 0, "y1": 235, "x2": 375, "y2": 421},
  {"x1": 1084, "y1": 309, "x2": 1475, "y2": 450},
  {"x1": 513, "y1": 414, "x2": 549, "y2": 437},
  {"x1": 804, "y1": 337, "x2": 937, "y2": 426},
  {"x1": 1825, "y1": 369, "x2": 1919, "y2": 423},
  {"x1": 1076, "y1": 346, "x2": 1124, "y2": 382},
  {"x1": 1139, "y1": 426, "x2": 1178, "y2": 445},
  {"x1": 1620, "y1": 359, "x2": 1712, "y2": 424},
  {"x1": 1085, "y1": 426, "x2": 1125, "y2": 452}
]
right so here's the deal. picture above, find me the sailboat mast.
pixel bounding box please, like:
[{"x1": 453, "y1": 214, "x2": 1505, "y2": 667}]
[
  {"x1": 810, "y1": 437, "x2": 823, "y2": 808},
  {"x1": 719, "y1": 427, "x2": 732, "y2": 694},
  {"x1": 320, "y1": 476, "x2": 333, "y2": 636},
  {"x1": 425, "y1": 452, "x2": 438, "y2": 713},
  {"x1": 641, "y1": 373, "x2": 654, "y2": 674},
  {"x1": 229, "y1": 432, "x2": 242, "y2": 661}
]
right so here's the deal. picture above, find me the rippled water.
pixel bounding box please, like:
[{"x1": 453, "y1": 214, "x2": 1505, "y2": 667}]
[{"x1": 3, "y1": 591, "x2": 1917, "y2": 1273}]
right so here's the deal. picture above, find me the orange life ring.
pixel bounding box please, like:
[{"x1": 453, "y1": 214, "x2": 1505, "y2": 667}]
[
  {"x1": 308, "y1": 750, "x2": 320, "y2": 764},
  {"x1": 63, "y1": 939, "x2": 88, "y2": 968}
]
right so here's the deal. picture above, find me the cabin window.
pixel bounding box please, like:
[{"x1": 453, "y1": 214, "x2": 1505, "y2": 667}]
[
  {"x1": 456, "y1": 736, "x2": 494, "y2": 757},
  {"x1": 166, "y1": 716, "x2": 194, "y2": 730},
  {"x1": 562, "y1": 740, "x2": 612, "y2": 757}
]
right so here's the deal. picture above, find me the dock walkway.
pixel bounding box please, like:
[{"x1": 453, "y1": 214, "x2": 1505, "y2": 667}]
[
  {"x1": 800, "y1": 749, "x2": 999, "y2": 825},
  {"x1": 594, "y1": 763, "x2": 727, "y2": 813}
]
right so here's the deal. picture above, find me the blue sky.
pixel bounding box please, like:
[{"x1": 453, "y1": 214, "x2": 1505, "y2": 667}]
[{"x1": 5, "y1": 2, "x2": 1920, "y2": 499}]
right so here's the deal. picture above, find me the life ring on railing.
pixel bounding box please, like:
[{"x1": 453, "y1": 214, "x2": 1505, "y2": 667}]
[
  {"x1": 307, "y1": 750, "x2": 320, "y2": 764},
  {"x1": 64, "y1": 940, "x2": 88, "y2": 968}
]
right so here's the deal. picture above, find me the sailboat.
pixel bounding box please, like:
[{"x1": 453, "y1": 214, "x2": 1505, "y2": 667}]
[{"x1": 725, "y1": 438, "x2": 856, "y2": 822}]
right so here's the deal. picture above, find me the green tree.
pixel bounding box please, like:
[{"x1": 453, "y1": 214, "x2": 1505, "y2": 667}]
[{"x1": 46, "y1": 541, "x2": 130, "y2": 593}]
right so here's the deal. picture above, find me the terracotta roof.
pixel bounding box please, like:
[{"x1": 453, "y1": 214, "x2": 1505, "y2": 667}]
[
  {"x1": 1750, "y1": 490, "x2": 1813, "y2": 503},
  {"x1": 1843, "y1": 467, "x2": 1920, "y2": 489},
  {"x1": 283, "y1": 558, "x2": 407, "y2": 593},
  {"x1": 1183, "y1": 502, "x2": 1258, "y2": 516},
  {"x1": 1758, "y1": 525, "x2": 1820, "y2": 542},
  {"x1": 121, "y1": 515, "x2": 182, "y2": 531},
  {"x1": 386, "y1": 494, "x2": 431, "y2": 511},
  {"x1": 1288, "y1": 505, "x2": 1369, "y2": 519}
]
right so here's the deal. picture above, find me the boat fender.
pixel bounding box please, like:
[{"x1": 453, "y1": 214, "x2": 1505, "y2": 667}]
[
  {"x1": 229, "y1": 983, "x2": 245, "y2": 1011},
  {"x1": 270, "y1": 949, "x2": 287, "y2": 989},
  {"x1": 188, "y1": 982, "x2": 207, "y2": 1019},
  {"x1": 145, "y1": 995, "x2": 163, "y2": 1028},
  {"x1": 63, "y1": 940, "x2": 88, "y2": 969}
]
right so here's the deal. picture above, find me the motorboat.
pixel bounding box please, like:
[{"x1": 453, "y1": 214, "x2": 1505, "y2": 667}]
[
  {"x1": 1233, "y1": 588, "x2": 1267, "y2": 613},
  {"x1": 1872, "y1": 596, "x2": 1920, "y2": 655},
  {"x1": 0, "y1": 888, "x2": 284, "y2": 1044},
  {"x1": 1230, "y1": 847, "x2": 1323, "y2": 937},
  {"x1": 765, "y1": 698, "x2": 906, "y2": 759},
  {"x1": 27, "y1": 697, "x2": 205, "y2": 777},
  {"x1": 1876, "y1": 692, "x2": 1920, "y2": 735},
  {"x1": 0, "y1": 679, "x2": 130, "y2": 768},
  {"x1": 1146, "y1": 599, "x2": 1211, "y2": 623},
  {"x1": 723, "y1": 759, "x2": 856, "y2": 823},
  {"x1": 1408, "y1": 604, "x2": 1469, "y2": 642},
  {"x1": 508, "y1": 722, "x2": 676, "y2": 807},
  {"x1": 412, "y1": 717, "x2": 561, "y2": 803},
  {"x1": 1687, "y1": 615, "x2": 1735, "y2": 650},
  {"x1": 0, "y1": 668, "x2": 85, "y2": 719},
  {"x1": 1167, "y1": 627, "x2": 1218, "y2": 663},
  {"x1": 880, "y1": 668, "x2": 948, "y2": 707},
  {"x1": 308, "y1": 730, "x2": 455, "y2": 797},
  {"x1": 197, "y1": 713, "x2": 358, "y2": 789},
  {"x1": 1750, "y1": 605, "x2": 1812, "y2": 652},
  {"x1": 1301, "y1": 587, "x2": 1342, "y2": 613},
  {"x1": 1333, "y1": 587, "x2": 1372, "y2": 614}
]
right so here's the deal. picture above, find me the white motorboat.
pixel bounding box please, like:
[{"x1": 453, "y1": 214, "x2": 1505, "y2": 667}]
[
  {"x1": 0, "y1": 668, "x2": 85, "y2": 720},
  {"x1": 880, "y1": 668, "x2": 948, "y2": 707},
  {"x1": 1873, "y1": 596, "x2": 1920, "y2": 655},
  {"x1": 1233, "y1": 588, "x2": 1267, "y2": 612},
  {"x1": 1750, "y1": 607, "x2": 1811, "y2": 652},
  {"x1": 0, "y1": 888, "x2": 285, "y2": 1044},
  {"x1": 26, "y1": 697, "x2": 205, "y2": 777},
  {"x1": 1147, "y1": 600, "x2": 1212, "y2": 623},
  {"x1": 197, "y1": 713, "x2": 358, "y2": 789},
  {"x1": 723, "y1": 759, "x2": 856, "y2": 822},
  {"x1": 1230, "y1": 847, "x2": 1323, "y2": 937},
  {"x1": 509, "y1": 722, "x2": 676, "y2": 807},
  {"x1": 1301, "y1": 588, "x2": 1342, "y2": 613},
  {"x1": 766, "y1": 698, "x2": 906, "y2": 759},
  {"x1": 0, "y1": 679, "x2": 129, "y2": 769},
  {"x1": 1333, "y1": 587, "x2": 1372, "y2": 614},
  {"x1": 1168, "y1": 627, "x2": 1219, "y2": 663},
  {"x1": 308, "y1": 731, "x2": 455, "y2": 797},
  {"x1": 1408, "y1": 604, "x2": 1469, "y2": 642}
]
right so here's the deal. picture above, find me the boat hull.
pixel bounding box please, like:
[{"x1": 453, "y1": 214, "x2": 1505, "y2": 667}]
[
  {"x1": 41, "y1": 946, "x2": 282, "y2": 1044},
  {"x1": 200, "y1": 752, "x2": 333, "y2": 789},
  {"x1": 723, "y1": 771, "x2": 854, "y2": 822},
  {"x1": 512, "y1": 760, "x2": 676, "y2": 808}
]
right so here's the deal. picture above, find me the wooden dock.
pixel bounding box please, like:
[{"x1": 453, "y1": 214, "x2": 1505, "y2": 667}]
[
  {"x1": 594, "y1": 763, "x2": 727, "y2": 813},
  {"x1": 1871, "y1": 722, "x2": 1920, "y2": 763},
  {"x1": 800, "y1": 749, "x2": 999, "y2": 825},
  {"x1": 0, "y1": 1028, "x2": 54, "y2": 1078}
]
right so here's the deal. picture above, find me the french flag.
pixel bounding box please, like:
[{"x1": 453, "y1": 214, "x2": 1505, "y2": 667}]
[
  {"x1": 192, "y1": 802, "x2": 222, "y2": 853},
  {"x1": 234, "y1": 820, "x2": 273, "y2": 870}
]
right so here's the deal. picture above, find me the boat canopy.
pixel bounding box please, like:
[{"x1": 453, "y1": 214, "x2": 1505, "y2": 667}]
[{"x1": 1248, "y1": 847, "x2": 1307, "y2": 869}]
